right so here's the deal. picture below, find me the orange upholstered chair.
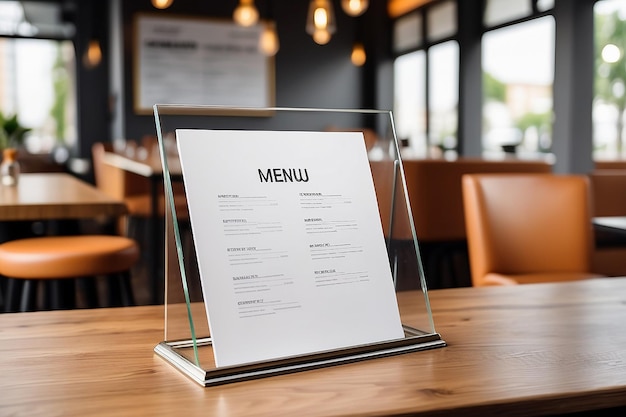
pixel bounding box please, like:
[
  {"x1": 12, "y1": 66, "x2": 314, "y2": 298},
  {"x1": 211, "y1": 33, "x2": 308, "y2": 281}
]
[
  {"x1": 462, "y1": 173, "x2": 603, "y2": 286},
  {"x1": 369, "y1": 158, "x2": 553, "y2": 289}
]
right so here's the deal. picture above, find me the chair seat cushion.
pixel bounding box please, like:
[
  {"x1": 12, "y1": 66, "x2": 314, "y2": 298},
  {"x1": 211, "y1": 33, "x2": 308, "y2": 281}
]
[{"x1": 0, "y1": 235, "x2": 139, "y2": 279}]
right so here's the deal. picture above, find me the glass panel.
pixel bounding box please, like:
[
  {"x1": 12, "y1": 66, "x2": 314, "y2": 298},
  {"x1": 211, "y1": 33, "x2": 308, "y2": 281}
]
[
  {"x1": 594, "y1": 0, "x2": 626, "y2": 159},
  {"x1": 428, "y1": 40, "x2": 459, "y2": 159},
  {"x1": 484, "y1": 0, "x2": 532, "y2": 27},
  {"x1": 153, "y1": 106, "x2": 443, "y2": 384},
  {"x1": 0, "y1": 38, "x2": 77, "y2": 154},
  {"x1": 482, "y1": 17, "x2": 554, "y2": 158},
  {"x1": 426, "y1": 0, "x2": 456, "y2": 42},
  {"x1": 393, "y1": 11, "x2": 422, "y2": 53},
  {"x1": 394, "y1": 51, "x2": 427, "y2": 158}
]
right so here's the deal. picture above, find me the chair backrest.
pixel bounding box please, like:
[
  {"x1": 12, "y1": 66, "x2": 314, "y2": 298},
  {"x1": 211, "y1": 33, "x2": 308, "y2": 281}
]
[
  {"x1": 588, "y1": 170, "x2": 626, "y2": 216},
  {"x1": 370, "y1": 158, "x2": 553, "y2": 242},
  {"x1": 91, "y1": 141, "x2": 151, "y2": 199},
  {"x1": 595, "y1": 160, "x2": 626, "y2": 170},
  {"x1": 462, "y1": 173, "x2": 594, "y2": 286}
]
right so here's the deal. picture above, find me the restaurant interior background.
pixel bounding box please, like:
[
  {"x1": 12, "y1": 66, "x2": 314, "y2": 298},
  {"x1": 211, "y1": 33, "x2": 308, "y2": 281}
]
[
  {"x1": 1, "y1": 0, "x2": 626, "y2": 301},
  {"x1": 3, "y1": 0, "x2": 624, "y2": 174}
]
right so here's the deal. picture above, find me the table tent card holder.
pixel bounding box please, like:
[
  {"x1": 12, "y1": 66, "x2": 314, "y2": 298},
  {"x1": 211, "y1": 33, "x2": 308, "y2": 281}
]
[{"x1": 152, "y1": 105, "x2": 445, "y2": 387}]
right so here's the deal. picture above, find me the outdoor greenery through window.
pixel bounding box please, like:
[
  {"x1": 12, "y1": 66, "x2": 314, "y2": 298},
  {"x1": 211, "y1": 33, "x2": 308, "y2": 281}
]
[
  {"x1": 393, "y1": 0, "x2": 553, "y2": 159},
  {"x1": 594, "y1": 0, "x2": 626, "y2": 160},
  {"x1": 0, "y1": 0, "x2": 77, "y2": 157},
  {"x1": 482, "y1": 16, "x2": 554, "y2": 158},
  {"x1": 0, "y1": 38, "x2": 76, "y2": 155}
]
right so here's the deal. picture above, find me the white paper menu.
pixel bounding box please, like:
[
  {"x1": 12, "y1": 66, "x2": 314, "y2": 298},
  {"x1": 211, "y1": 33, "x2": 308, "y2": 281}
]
[{"x1": 176, "y1": 129, "x2": 404, "y2": 367}]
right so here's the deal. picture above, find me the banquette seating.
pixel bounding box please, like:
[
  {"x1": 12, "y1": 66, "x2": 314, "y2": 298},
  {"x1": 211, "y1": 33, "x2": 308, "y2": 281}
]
[{"x1": 369, "y1": 157, "x2": 553, "y2": 289}]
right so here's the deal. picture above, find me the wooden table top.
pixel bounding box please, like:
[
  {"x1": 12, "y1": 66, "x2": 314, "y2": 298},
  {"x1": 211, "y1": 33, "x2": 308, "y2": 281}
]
[
  {"x1": 1, "y1": 278, "x2": 626, "y2": 416},
  {"x1": 594, "y1": 216, "x2": 626, "y2": 233},
  {"x1": 102, "y1": 149, "x2": 181, "y2": 178},
  {"x1": 0, "y1": 172, "x2": 128, "y2": 221}
]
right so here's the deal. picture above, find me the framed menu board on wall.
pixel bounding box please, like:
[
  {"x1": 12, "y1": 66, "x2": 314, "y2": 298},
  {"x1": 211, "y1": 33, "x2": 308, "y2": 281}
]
[{"x1": 133, "y1": 14, "x2": 275, "y2": 115}]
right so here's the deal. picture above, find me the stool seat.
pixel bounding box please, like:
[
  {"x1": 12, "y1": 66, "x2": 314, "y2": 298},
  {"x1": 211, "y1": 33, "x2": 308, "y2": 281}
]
[{"x1": 0, "y1": 235, "x2": 139, "y2": 279}]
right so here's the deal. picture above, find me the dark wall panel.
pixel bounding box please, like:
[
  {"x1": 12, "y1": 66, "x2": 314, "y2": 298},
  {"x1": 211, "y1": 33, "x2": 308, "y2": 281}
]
[{"x1": 118, "y1": 0, "x2": 365, "y2": 141}]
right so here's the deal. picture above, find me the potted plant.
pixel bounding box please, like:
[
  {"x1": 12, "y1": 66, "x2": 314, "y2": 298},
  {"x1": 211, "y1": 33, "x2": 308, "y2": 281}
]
[{"x1": 0, "y1": 111, "x2": 31, "y2": 186}]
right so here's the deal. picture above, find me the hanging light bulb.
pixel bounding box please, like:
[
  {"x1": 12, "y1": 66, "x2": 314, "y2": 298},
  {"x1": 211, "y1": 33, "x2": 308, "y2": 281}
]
[
  {"x1": 341, "y1": 0, "x2": 369, "y2": 16},
  {"x1": 313, "y1": 29, "x2": 331, "y2": 45},
  {"x1": 351, "y1": 42, "x2": 366, "y2": 66},
  {"x1": 83, "y1": 39, "x2": 102, "y2": 69},
  {"x1": 233, "y1": 0, "x2": 259, "y2": 27},
  {"x1": 259, "y1": 21, "x2": 280, "y2": 56},
  {"x1": 306, "y1": 0, "x2": 336, "y2": 44},
  {"x1": 151, "y1": 0, "x2": 174, "y2": 10}
]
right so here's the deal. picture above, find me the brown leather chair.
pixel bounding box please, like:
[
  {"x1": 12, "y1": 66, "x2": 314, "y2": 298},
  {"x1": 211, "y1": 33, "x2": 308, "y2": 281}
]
[
  {"x1": 0, "y1": 234, "x2": 139, "y2": 311},
  {"x1": 462, "y1": 173, "x2": 603, "y2": 286},
  {"x1": 369, "y1": 158, "x2": 553, "y2": 289},
  {"x1": 588, "y1": 170, "x2": 626, "y2": 276},
  {"x1": 595, "y1": 160, "x2": 626, "y2": 170}
]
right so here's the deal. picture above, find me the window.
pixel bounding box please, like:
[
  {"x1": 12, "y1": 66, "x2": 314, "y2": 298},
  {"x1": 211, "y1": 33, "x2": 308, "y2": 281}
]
[
  {"x1": 392, "y1": 0, "x2": 554, "y2": 159},
  {"x1": 427, "y1": 0, "x2": 456, "y2": 42},
  {"x1": 392, "y1": 1, "x2": 458, "y2": 159},
  {"x1": 0, "y1": 1, "x2": 77, "y2": 155},
  {"x1": 393, "y1": 11, "x2": 422, "y2": 53},
  {"x1": 428, "y1": 41, "x2": 458, "y2": 158},
  {"x1": 394, "y1": 51, "x2": 427, "y2": 157},
  {"x1": 484, "y1": 0, "x2": 532, "y2": 27},
  {"x1": 482, "y1": 17, "x2": 554, "y2": 157},
  {"x1": 594, "y1": 0, "x2": 626, "y2": 160}
]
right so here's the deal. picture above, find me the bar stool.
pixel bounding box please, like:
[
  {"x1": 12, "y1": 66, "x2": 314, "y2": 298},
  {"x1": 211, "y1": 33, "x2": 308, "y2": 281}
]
[{"x1": 0, "y1": 235, "x2": 139, "y2": 312}]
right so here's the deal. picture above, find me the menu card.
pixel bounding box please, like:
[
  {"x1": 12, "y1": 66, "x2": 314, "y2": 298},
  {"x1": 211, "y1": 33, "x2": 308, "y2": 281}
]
[{"x1": 176, "y1": 129, "x2": 404, "y2": 367}]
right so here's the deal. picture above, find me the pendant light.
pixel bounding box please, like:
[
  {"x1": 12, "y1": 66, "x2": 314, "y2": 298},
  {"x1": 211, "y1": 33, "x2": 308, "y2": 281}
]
[
  {"x1": 341, "y1": 0, "x2": 368, "y2": 16},
  {"x1": 151, "y1": 0, "x2": 174, "y2": 10},
  {"x1": 83, "y1": 39, "x2": 102, "y2": 69},
  {"x1": 313, "y1": 29, "x2": 331, "y2": 45},
  {"x1": 233, "y1": 0, "x2": 259, "y2": 27},
  {"x1": 259, "y1": 0, "x2": 279, "y2": 56},
  {"x1": 306, "y1": 0, "x2": 336, "y2": 45},
  {"x1": 259, "y1": 21, "x2": 280, "y2": 56},
  {"x1": 83, "y1": 2, "x2": 102, "y2": 69},
  {"x1": 351, "y1": 42, "x2": 366, "y2": 66}
]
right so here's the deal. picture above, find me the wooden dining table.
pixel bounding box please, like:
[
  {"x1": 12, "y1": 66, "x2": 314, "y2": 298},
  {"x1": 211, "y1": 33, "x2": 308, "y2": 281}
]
[
  {"x1": 593, "y1": 216, "x2": 626, "y2": 252},
  {"x1": 0, "y1": 172, "x2": 127, "y2": 221},
  {"x1": 0, "y1": 172, "x2": 130, "y2": 310},
  {"x1": 593, "y1": 216, "x2": 626, "y2": 236},
  {"x1": 1, "y1": 277, "x2": 626, "y2": 416}
]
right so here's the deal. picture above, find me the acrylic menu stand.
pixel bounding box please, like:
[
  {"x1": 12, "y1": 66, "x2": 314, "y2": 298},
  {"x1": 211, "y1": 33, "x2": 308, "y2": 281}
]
[{"x1": 152, "y1": 105, "x2": 445, "y2": 386}]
